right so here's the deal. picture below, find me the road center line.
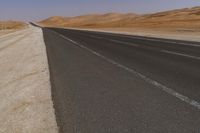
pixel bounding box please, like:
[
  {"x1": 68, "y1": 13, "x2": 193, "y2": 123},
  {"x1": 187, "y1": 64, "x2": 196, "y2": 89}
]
[
  {"x1": 110, "y1": 39, "x2": 139, "y2": 47},
  {"x1": 161, "y1": 50, "x2": 200, "y2": 60},
  {"x1": 127, "y1": 36, "x2": 200, "y2": 47},
  {"x1": 102, "y1": 33, "x2": 200, "y2": 47},
  {"x1": 54, "y1": 31, "x2": 200, "y2": 110},
  {"x1": 89, "y1": 35, "x2": 103, "y2": 39},
  {"x1": 111, "y1": 39, "x2": 200, "y2": 60}
]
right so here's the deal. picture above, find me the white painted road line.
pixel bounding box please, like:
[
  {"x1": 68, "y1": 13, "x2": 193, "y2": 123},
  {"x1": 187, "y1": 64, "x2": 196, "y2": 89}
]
[
  {"x1": 57, "y1": 33, "x2": 200, "y2": 110},
  {"x1": 111, "y1": 39, "x2": 200, "y2": 60},
  {"x1": 89, "y1": 35, "x2": 103, "y2": 39},
  {"x1": 127, "y1": 36, "x2": 200, "y2": 47},
  {"x1": 58, "y1": 28, "x2": 200, "y2": 47},
  {"x1": 110, "y1": 39, "x2": 160, "y2": 51},
  {"x1": 110, "y1": 39, "x2": 139, "y2": 47},
  {"x1": 162, "y1": 50, "x2": 200, "y2": 60},
  {"x1": 106, "y1": 33, "x2": 200, "y2": 47},
  {"x1": 59, "y1": 34, "x2": 78, "y2": 44}
]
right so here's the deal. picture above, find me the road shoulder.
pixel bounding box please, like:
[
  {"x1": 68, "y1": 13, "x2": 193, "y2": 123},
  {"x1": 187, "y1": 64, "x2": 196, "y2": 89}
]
[{"x1": 0, "y1": 26, "x2": 58, "y2": 133}]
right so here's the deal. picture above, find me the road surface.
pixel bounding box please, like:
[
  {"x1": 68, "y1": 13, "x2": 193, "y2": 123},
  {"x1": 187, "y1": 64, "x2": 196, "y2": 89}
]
[{"x1": 42, "y1": 27, "x2": 200, "y2": 133}]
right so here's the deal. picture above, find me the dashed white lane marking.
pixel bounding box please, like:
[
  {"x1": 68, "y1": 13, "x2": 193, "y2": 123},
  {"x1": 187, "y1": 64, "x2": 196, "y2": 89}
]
[
  {"x1": 89, "y1": 35, "x2": 103, "y2": 39},
  {"x1": 91, "y1": 32, "x2": 200, "y2": 47},
  {"x1": 162, "y1": 50, "x2": 200, "y2": 60},
  {"x1": 110, "y1": 39, "x2": 200, "y2": 60},
  {"x1": 53, "y1": 28, "x2": 200, "y2": 47},
  {"x1": 55, "y1": 32, "x2": 200, "y2": 110},
  {"x1": 110, "y1": 39, "x2": 139, "y2": 47},
  {"x1": 120, "y1": 35, "x2": 200, "y2": 48}
]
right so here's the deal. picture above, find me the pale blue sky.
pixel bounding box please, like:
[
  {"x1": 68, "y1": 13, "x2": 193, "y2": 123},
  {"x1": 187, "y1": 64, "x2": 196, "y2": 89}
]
[{"x1": 0, "y1": 0, "x2": 200, "y2": 21}]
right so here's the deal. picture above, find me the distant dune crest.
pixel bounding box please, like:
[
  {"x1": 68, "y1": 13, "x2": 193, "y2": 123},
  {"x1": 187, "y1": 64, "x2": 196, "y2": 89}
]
[
  {"x1": 39, "y1": 13, "x2": 138, "y2": 27},
  {"x1": 39, "y1": 6, "x2": 200, "y2": 30}
]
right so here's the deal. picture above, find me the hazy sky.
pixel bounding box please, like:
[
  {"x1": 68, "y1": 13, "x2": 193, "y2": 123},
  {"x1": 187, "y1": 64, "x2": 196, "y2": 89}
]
[{"x1": 0, "y1": 0, "x2": 200, "y2": 21}]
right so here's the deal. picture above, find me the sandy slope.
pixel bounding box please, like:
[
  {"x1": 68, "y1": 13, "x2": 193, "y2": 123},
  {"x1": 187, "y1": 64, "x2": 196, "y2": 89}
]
[{"x1": 0, "y1": 25, "x2": 58, "y2": 133}]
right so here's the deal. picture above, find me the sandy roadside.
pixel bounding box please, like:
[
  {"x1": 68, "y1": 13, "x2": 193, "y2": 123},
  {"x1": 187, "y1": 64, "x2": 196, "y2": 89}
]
[{"x1": 0, "y1": 25, "x2": 58, "y2": 133}]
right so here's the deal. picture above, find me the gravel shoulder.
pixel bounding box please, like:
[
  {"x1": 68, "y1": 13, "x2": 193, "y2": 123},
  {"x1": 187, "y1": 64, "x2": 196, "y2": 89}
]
[{"x1": 0, "y1": 25, "x2": 58, "y2": 133}]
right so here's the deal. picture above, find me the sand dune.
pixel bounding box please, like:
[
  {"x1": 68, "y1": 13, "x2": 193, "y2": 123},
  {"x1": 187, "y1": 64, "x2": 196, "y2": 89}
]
[
  {"x1": 39, "y1": 6, "x2": 200, "y2": 31},
  {"x1": 40, "y1": 13, "x2": 138, "y2": 28}
]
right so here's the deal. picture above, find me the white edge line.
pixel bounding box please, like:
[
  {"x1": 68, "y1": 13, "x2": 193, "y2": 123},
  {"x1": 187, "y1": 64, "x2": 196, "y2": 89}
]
[{"x1": 53, "y1": 31, "x2": 200, "y2": 110}]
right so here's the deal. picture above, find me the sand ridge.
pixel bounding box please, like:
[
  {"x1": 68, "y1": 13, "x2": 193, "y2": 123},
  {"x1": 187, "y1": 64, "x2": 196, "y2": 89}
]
[{"x1": 39, "y1": 6, "x2": 200, "y2": 30}]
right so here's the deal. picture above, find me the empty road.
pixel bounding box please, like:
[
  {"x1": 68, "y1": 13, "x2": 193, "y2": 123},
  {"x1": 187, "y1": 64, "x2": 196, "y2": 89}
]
[{"x1": 42, "y1": 27, "x2": 200, "y2": 133}]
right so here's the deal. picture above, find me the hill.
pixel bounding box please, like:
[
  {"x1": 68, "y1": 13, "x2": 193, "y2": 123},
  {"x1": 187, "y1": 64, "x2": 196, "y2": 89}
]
[
  {"x1": 39, "y1": 6, "x2": 200, "y2": 31},
  {"x1": 39, "y1": 13, "x2": 138, "y2": 27}
]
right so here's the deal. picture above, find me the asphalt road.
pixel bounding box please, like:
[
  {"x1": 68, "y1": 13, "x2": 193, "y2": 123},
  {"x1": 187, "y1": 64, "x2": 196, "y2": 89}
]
[{"x1": 43, "y1": 27, "x2": 200, "y2": 133}]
